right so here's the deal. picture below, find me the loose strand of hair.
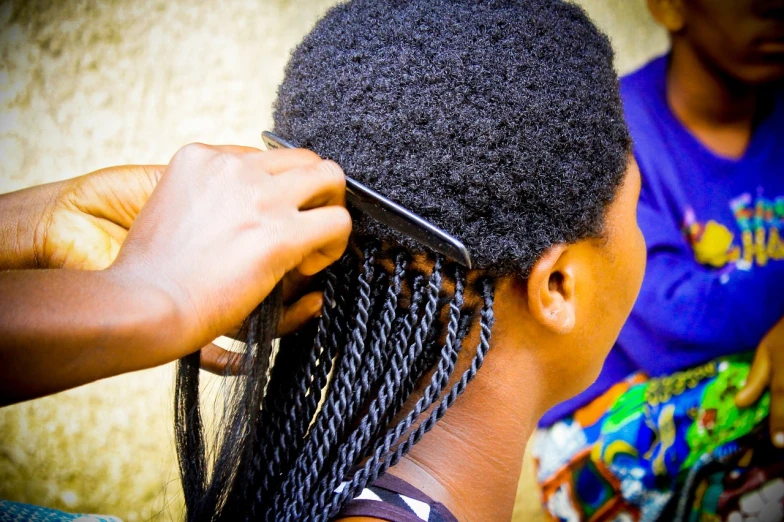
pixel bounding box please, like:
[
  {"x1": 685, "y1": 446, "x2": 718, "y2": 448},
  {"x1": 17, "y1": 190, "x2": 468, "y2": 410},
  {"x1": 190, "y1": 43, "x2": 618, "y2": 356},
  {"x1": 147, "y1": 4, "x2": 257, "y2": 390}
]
[
  {"x1": 174, "y1": 350, "x2": 207, "y2": 517},
  {"x1": 176, "y1": 282, "x2": 282, "y2": 522}
]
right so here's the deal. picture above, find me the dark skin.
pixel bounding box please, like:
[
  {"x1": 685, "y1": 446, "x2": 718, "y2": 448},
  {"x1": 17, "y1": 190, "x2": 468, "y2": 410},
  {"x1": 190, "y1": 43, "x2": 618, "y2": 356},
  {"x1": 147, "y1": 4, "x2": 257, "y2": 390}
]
[
  {"x1": 648, "y1": 0, "x2": 784, "y2": 447},
  {"x1": 0, "y1": 144, "x2": 352, "y2": 406},
  {"x1": 650, "y1": 0, "x2": 784, "y2": 158},
  {"x1": 342, "y1": 158, "x2": 646, "y2": 521}
]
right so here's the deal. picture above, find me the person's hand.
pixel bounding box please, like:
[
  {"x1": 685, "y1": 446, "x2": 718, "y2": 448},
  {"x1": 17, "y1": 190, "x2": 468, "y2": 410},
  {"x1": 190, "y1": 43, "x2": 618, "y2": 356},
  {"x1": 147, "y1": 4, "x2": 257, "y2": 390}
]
[
  {"x1": 0, "y1": 165, "x2": 163, "y2": 271},
  {"x1": 36, "y1": 165, "x2": 164, "y2": 270},
  {"x1": 199, "y1": 270, "x2": 323, "y2": 375},
  {"x1": 736, "y1": 315, "x2": 784, "y2": 447},
  {"x1": 1, "y1": 150, "x2": 345, "y2": 373},
  {"x1": 108, "y1": 143, "x2": 352, "y2": 365}
]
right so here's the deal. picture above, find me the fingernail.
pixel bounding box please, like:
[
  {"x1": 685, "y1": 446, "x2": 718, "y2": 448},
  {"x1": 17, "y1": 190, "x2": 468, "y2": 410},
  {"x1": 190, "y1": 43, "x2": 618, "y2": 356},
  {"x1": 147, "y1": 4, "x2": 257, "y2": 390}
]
[
  {"x1": 311, "y1": 296, "x2": 324, "y2": 316},
  {"x1": 774, "y1": 432, "x2": 784, "y2": 448}
]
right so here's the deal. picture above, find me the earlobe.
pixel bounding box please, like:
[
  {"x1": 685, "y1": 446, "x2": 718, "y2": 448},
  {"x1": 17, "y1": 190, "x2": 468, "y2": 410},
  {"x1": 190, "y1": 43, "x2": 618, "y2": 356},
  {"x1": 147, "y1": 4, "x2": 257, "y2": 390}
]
[
  {"x1": 647, "y1": 0, "x2": 686, "y2": 32},
  {"x1": 527, "y1": 245, "x2": 577, "y2": 335}
]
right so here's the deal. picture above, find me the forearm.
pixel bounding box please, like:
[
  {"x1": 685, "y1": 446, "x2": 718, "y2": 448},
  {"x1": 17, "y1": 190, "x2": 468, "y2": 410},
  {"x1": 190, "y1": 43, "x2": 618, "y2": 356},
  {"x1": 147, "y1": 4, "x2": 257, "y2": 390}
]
[
  {"x1": 620, "y1": 256, "x2": 784, "y2": 377},
  {"x1": 0, "y1": 181, "x2": 61, "y2": 270},
  {"x1": 636, "y1": 243, "x2": 784, "y2": 340},
  {"x1": 0, "y1": 268, "x2": 187, "y2": 405}
]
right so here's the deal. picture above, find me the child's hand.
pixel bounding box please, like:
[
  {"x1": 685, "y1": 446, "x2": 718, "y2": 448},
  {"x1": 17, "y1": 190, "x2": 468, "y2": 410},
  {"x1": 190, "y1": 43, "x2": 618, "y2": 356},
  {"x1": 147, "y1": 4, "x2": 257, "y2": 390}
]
[{"x1": 736, "y1": 316, "x2": 784, "y2": 447}]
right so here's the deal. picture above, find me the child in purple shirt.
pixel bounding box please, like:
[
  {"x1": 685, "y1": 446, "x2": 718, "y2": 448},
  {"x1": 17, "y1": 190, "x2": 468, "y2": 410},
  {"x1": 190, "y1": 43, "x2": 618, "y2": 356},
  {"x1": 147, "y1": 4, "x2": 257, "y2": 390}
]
[{"x1": 535, "y1": 1, "x2": 784, "y2": 520}]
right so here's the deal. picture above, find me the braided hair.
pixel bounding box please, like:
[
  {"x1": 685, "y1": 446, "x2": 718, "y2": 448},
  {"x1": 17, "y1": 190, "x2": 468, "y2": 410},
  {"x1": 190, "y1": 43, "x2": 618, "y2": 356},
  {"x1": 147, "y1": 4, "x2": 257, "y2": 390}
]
[
  {"x1": 175, "y1": 0, "x2": 631, "y2": 519},
  {"x1": 177, "y1": 246, "x2": 493, "y2": 521}
]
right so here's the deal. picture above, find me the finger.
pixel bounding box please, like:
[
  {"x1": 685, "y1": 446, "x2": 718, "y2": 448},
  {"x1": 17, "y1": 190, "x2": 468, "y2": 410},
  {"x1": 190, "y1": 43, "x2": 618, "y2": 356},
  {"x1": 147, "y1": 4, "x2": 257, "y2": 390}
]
[
  {"x1": 75, "y1": 165, "x2": 166, "y2": 229},
  {"x1": 290, "y1": 206, "x2": 353, "y2": 276},
  {"x1": 770, "y1": 364, "x2": 784, "y2": 448},
  {"x1": 252, "y1": 148, "x2": 322, "y2": 175},
  {"x1": 278, "y1": 291, "x2": 324, "y2": 336},
  {"x1": 736, "y1": 343, "x2": 770, "y2": 408},
  {"x1": 282, "y1": 270, "x2": 314, "y2": 304},
  {"x1": 273, "y1": 160, "x2": 347, "y2": 210},
  {"x1": 768, "y1": 339, "x2": 784, "y2": 447},
  {"x1": 209, "y1": 145, "x2": 262, "y2": 154},
  {"x1": 200, "y1": 343, "x2": 246, "y2": 376}
]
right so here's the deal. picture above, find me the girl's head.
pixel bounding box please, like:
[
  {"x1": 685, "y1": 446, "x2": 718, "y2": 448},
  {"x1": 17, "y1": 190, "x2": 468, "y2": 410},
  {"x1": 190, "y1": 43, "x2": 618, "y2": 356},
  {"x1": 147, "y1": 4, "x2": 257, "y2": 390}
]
[{"x1": 176, "y1": 1, "x2": 645, "y2": 520}]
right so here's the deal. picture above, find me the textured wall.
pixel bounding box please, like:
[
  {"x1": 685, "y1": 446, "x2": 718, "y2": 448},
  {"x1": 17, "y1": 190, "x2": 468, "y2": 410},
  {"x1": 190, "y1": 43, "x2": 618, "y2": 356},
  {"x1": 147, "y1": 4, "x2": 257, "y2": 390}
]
[{"x1": 0, "y1": 0, "x2": 667, "y2": 520}]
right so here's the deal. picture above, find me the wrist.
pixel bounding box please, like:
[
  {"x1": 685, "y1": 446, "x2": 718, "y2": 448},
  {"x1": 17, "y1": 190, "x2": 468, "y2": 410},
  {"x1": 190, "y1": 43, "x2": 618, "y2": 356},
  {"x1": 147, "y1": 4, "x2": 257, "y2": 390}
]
[
  {"x1": 103, "y1": 262, "x2": 203, "y2": 366},
  {"x1": 0, "y1": 181, "x2": 61, "y2": 270}
]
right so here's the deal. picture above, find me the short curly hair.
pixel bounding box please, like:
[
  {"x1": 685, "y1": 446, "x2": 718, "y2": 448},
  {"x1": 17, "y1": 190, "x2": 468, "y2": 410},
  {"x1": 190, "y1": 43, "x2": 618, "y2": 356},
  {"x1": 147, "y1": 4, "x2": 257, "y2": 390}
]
[{"x1": 274, "y1": 0, "x2": 631, "y2": 277}]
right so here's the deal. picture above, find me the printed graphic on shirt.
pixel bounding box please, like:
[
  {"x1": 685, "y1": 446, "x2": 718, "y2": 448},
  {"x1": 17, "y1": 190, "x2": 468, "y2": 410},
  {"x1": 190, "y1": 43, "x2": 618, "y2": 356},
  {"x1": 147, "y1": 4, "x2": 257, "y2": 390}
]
[{"x1": 682, "y1": 190, "x2": 784, "y2": 271}]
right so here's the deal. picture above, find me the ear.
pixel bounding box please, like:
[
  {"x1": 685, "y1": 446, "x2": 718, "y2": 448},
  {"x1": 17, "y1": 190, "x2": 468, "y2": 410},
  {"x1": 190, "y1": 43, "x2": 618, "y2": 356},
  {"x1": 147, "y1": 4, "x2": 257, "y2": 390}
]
[
  {"x1": 647, "y1": 0, "x2": 686, "y2": 32},
  {"x1": 526, "y1": 244, "x2": 577, "y2": 335}
]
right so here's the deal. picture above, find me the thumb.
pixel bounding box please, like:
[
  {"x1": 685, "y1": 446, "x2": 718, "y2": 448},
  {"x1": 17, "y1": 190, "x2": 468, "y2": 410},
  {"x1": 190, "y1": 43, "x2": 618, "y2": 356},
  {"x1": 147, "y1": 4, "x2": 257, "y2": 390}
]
[
  {"x1": 77, "y1": 165, "x2": 166, "y2": 230},
  {"x1": 736, "y1": 342, "x2": 770, "y2": 408},
  {"x1": 200, "y1": 342, "x2": 246, "y2": 376}
]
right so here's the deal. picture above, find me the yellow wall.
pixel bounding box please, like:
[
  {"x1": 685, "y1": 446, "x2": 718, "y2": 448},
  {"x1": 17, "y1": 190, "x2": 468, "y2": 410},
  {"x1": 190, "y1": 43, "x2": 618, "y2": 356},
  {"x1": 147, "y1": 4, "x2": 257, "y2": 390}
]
[{"x1": 0, "y1": 1, "x2": 666, "y2": 519}]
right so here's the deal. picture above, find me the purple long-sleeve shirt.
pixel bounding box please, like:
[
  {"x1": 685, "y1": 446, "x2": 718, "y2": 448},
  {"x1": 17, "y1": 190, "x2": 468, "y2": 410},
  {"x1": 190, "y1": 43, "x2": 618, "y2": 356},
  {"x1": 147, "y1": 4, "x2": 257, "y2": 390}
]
[{"x1": 541, "y1": 54, "x2": 784, "y2": 426}]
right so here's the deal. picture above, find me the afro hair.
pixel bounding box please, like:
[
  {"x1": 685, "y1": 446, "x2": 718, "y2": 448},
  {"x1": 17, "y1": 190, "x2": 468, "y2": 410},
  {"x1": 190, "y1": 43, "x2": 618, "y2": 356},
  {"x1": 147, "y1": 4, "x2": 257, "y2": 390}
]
[{"x1": 273, "y1": 0, "x2": 631, "y2": 277}]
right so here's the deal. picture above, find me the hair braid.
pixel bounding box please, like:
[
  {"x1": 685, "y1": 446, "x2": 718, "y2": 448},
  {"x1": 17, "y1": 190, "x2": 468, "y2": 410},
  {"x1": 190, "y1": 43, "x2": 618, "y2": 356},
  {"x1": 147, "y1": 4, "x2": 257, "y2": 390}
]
[
  {"x1": 252, "y1": 269, "x2": 341, "y2": 522},
  {"x1": 348, "y1": 252, "x2": 406, "y2": 417},
  {"x1": 306, "y1": 261, "x2": 461, "y2": 517},
  {"x1": 277, "y1": 269, "x2": 428, "y2": 520},
  {"x1": 273, "y1": 247, "x2": 377, "y2": 519},
  {"x1": 323, "y1": 277, "x2": 494, "y2": 520},
  {"x1": 248, "y1": 322, "x2": 315, "y2": 520}
]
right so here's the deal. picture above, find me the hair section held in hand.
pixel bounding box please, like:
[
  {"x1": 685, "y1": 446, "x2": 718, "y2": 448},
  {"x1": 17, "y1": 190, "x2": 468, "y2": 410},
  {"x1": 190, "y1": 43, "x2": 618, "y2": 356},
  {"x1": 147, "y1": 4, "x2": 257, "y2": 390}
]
[{"x1": 176, "y1": 244, "x2": 495, "y2": 521}]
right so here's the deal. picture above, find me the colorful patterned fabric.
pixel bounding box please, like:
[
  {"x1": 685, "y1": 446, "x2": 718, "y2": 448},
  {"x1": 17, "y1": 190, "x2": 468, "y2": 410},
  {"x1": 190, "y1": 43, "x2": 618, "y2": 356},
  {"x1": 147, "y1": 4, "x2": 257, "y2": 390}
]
[
  {"x1": 533, "y1": 354, "x2": 784, "y2": 522},
  {"x1": 0, "y1": 501, "x2": 122, "y2": 522}
]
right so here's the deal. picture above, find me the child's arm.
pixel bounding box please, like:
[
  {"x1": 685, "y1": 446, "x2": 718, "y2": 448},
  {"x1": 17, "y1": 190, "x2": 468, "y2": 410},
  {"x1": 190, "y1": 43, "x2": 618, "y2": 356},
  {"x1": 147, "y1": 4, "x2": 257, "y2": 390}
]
[{"x1": 618, "y1": 194, "x2": 784, "y2": 376}]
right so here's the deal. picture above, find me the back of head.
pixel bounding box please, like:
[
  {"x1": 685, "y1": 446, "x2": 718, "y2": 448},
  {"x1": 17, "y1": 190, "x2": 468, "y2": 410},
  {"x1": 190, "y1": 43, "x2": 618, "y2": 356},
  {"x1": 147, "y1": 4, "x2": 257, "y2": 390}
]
[
  {"x1": 175, "y1": 1, "x2": 630, "y2": 521},
  {"x1": 275, "y1": 0, "x2": 630, "y2": 277}
]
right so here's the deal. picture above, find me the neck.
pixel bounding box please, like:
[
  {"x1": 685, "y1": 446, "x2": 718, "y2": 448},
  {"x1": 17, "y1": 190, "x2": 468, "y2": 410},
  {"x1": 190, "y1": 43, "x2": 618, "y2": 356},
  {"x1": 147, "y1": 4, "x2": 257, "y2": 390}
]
[
  {"x1": 667, "y1": 39, "x2": 765, "y2": 158},
  {"x1": 390, "y1": 327, "x2": 545, "y2": 521}
]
